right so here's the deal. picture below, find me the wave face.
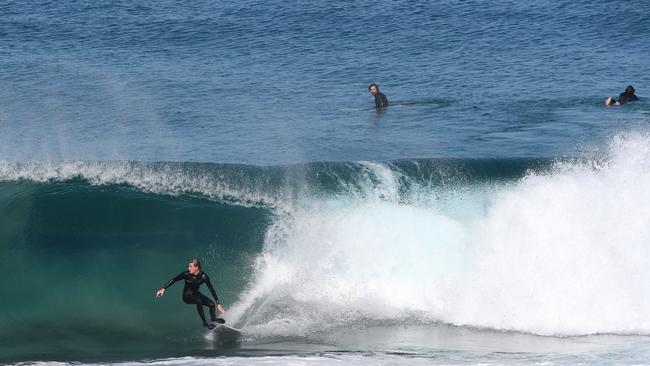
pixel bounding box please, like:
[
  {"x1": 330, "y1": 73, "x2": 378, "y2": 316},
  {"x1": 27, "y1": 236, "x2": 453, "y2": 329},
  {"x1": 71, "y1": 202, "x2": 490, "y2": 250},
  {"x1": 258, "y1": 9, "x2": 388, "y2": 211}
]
[
  {"x1": 2, "y1": 134, "x2": 650, "y2": 361},
  {"x1": 0, "y1": 171, "x2": 271, "y2": 362}
]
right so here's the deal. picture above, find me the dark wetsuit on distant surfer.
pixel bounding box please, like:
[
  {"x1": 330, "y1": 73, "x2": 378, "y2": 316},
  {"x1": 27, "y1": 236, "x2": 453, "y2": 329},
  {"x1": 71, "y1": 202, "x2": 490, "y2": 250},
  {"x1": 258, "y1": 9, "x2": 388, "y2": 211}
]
[
  {"x1": 368, "y1": 83, "x2": 389, "y2": 109},
  {"x1": 605, "y1": 85, "x2": 640, "y2": 106},
  {"x1": 374, "y1": 91, "x2": 389, "y2": 109},
  {"x1": 156, "y1": 259, "x2": 225, "y2": 329}
]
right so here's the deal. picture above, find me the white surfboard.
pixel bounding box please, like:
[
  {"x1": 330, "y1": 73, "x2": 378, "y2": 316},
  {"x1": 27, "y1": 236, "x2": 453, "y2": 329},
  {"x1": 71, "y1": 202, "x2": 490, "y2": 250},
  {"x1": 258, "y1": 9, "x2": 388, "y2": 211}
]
[{"x1": 212, "y1": 324, "x2": 242, "y2": 347}]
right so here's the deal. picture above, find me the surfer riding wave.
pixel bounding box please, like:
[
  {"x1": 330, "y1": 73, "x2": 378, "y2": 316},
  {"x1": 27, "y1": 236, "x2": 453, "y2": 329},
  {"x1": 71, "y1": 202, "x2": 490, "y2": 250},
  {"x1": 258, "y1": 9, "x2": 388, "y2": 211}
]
[{"x1": 156, "y1": 258, "x2": 226, "y2": 329}]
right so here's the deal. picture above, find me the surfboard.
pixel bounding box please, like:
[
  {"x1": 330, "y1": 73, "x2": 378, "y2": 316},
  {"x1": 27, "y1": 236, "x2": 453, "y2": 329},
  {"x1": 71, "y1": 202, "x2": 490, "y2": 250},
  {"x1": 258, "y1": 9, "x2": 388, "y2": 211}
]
[{"x1": 212, "y1": 324, "x2": 242, "y2": 347}]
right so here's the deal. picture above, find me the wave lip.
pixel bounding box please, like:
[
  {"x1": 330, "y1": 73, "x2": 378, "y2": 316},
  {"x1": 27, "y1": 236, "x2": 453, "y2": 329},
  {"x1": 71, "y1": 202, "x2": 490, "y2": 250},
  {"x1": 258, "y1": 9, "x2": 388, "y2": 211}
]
[{"x1": 0, "y1": 160, "x2": 285, "y2": 208}]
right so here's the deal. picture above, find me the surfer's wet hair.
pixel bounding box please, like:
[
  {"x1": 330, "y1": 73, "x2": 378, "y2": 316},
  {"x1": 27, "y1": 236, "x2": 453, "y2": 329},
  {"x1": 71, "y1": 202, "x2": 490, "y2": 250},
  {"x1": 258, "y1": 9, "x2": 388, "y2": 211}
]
[
  {"x1": 626, "y1": 85, "x2": 635, "y2": 94},
  {"x1": 189, "y1": 258, "x2": 202, "y2": 269},
  {"x1": 368, "y1": 83, "x2": 379, "y2": 91}
]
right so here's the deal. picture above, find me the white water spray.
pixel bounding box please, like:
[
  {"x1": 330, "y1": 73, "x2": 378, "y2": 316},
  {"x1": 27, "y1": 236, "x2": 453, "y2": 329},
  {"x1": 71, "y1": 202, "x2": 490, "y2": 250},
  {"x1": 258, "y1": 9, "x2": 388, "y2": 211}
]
[{"x1": 232, "y1": 133, "x2": 650, "y2": 336}]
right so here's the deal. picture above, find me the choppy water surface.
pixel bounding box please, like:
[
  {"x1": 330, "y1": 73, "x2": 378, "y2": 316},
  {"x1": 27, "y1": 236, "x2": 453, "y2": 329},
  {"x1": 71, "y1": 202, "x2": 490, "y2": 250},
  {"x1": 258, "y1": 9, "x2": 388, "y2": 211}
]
[{"x1": 1, "y1": 1, "x2": 649, "y2": 163}]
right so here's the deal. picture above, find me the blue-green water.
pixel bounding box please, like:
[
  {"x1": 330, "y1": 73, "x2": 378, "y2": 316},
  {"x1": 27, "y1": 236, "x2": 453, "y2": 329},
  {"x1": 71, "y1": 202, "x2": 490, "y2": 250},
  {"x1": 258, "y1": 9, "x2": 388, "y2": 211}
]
[{"x1": 2, "y1": 0, "x2": 650, "y2": 365}]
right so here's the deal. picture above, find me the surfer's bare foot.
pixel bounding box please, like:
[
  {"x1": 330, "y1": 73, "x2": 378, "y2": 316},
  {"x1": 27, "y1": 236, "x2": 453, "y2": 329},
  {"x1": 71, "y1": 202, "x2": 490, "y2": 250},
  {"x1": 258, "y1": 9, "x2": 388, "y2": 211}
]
[
  {"x1": 212, "y1": 317, "x2": 225, "y2": 324},
  {"x1": 605, "y1": 96, "x2": 612, "y2": 106},
  {"x1": 204, "y1": 323, "x2": 216, "y2": 330}
]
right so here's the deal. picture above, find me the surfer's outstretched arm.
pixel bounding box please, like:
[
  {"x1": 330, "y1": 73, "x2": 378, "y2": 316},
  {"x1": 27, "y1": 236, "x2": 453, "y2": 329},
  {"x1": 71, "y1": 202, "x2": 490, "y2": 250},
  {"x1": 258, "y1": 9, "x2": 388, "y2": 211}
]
[
  {"x1": 204, "y1": 274, "x2": 225, "y2": 313},
  {"x1": 156, "y1": 271, "x2": 186, "y2": 298}
]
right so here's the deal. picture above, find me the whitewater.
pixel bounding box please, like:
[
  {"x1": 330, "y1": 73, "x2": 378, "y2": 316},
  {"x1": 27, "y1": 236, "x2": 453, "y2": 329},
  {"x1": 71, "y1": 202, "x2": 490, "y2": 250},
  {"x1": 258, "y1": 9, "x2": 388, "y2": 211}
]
[{"x1": 219, "y1": 133, "x2": 650, "y2": 337}]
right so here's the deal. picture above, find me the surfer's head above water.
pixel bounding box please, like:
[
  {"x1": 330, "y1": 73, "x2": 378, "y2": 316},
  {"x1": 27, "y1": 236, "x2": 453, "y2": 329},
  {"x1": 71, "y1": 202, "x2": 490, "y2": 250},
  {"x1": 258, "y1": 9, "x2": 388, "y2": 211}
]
[
  {"x1": 368, "y1": 83, "x2": 379, "y2": 96},
  {"x1": 188, "y1": 258, "x2": 201, "y2": 274},
  {"x1": 625, "y1": 85, "x2": 635, "y2": 94}
]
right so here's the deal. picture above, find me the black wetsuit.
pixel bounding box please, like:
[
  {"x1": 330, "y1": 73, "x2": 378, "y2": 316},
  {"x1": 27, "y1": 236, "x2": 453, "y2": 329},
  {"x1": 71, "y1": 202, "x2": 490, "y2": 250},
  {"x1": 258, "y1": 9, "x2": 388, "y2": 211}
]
[
  {"x1": 617, "y1": 91, "x2": 639, "y2": 105},
  {"x1": 374, "y1": 92, "x2": 389, "y2": 108},
  {"x1": 163, "y1": 270, "x2": 221, "y2": 325}
]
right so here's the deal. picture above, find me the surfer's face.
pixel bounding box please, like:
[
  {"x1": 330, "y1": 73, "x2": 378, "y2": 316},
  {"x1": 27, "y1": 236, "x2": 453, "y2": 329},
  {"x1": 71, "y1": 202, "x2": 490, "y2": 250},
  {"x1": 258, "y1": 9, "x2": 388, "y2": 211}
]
[
  {"x1": 188, "y1": 262, "x2": 200, "y2": 274},
  {"x1": 369, "y1": 85, "x2": 378, "y2": 95}
]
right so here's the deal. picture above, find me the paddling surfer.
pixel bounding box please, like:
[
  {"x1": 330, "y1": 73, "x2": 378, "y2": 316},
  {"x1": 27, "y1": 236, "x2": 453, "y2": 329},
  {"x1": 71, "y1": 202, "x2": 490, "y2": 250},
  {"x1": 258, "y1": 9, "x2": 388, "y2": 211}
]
[{"x1": 605, "y1": 85, "x2": 640, "y2": 106}]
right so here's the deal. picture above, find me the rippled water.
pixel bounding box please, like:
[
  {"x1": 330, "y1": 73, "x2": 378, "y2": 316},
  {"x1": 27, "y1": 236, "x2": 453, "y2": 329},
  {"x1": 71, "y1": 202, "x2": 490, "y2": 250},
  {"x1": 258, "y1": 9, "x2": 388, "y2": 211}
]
[{"x1": 1, "y1": 1, "x2": 649, "y2": 163}]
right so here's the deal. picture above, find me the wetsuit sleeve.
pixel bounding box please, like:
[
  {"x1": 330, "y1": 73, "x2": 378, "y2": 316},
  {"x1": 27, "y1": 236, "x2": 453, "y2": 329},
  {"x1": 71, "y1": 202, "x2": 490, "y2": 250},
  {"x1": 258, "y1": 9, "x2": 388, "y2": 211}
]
[
  {"x1": 204, "y1": 274, "x2": 221, "y2": 304},
  {"x1": 163, "y1": 272, "x2": 186, "y2": 289}
]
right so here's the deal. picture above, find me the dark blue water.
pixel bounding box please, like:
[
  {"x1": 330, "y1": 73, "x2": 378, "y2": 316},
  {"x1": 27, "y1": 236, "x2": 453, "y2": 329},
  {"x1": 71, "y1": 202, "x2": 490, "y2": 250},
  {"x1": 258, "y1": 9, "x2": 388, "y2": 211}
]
[
  {"x1": 2, "y1": 0, "x2": 649, "y2": 163},
  {"x1": 3, "y1": 1, "x2": 650, "y2": 365}
]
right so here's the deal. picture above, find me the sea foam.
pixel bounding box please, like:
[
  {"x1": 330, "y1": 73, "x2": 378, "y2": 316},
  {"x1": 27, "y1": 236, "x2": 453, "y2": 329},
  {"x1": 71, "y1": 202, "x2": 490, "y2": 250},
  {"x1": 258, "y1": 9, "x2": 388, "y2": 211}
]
[{"x1": 232, "y1": 133, "x2": 650, "y2": 336}]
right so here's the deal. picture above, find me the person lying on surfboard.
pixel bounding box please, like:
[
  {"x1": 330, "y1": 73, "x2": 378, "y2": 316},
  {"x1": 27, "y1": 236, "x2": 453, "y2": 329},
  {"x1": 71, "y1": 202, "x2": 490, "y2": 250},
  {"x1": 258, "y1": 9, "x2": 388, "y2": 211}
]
[
  {"x1": 605, "y1": 85, "x2": 640, "y2": 106},
  {"x1": 156, "y1": 258, "x2": 226, "y2": 329}
]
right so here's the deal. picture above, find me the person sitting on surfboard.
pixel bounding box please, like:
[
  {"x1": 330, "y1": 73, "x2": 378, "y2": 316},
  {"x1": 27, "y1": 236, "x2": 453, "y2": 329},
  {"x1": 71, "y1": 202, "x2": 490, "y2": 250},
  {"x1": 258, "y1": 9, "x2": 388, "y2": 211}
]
[
  {"x1": 368, "y1": 83, "x2": 389, "y2": 109},
  {"x1": 156, "y1": 258, "x2": 225, "y2": 329},
  {"x1": 605, "y1": 85, "x2": 640, "y2": 106}
]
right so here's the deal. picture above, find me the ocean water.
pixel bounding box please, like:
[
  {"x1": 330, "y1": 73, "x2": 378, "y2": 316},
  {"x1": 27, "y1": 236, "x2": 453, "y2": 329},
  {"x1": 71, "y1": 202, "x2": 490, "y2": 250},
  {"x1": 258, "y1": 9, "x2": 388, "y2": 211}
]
[{"x1": 2, "y1": 0, "x2": 650, "y2": 365}]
